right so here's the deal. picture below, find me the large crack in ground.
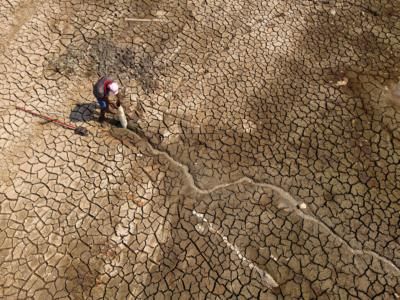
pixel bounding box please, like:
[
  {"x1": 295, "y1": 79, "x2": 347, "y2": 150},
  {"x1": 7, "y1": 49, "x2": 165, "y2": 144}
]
[
  {"x1": 2, "y1": 0, "x2": 400, "y2": 298},
  {"x1": 112, "y1": 125, "x2": 400, "y2": 280}
]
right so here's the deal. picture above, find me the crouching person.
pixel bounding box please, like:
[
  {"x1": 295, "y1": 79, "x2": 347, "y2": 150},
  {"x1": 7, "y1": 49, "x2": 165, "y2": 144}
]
[{"x1": 93, "y1": 76, "x2": 119, "y2": 123}]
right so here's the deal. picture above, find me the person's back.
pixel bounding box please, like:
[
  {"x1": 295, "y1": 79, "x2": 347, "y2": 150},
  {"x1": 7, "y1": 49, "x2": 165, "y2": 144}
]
[
  {"x1": 93, "y1": 76, "x2": 119, "y2": 123},
  {"x1": 93, "y1": 76, "x2": 113, "y2": 100}
]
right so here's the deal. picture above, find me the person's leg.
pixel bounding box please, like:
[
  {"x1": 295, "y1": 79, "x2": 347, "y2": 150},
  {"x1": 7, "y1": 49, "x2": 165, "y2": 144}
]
[
  {"x1": 97, "y1": 99, "x2": 108, "y2": 123},
  {"x1": 99, "y1": 109, "x2": 106, "y2": 123}
]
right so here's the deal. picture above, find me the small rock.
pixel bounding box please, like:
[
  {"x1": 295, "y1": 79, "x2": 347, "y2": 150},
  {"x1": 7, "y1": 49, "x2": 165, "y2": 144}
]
[
  {"x1": 154, "y1": 10, "x2": 167, "y2": 17},
  {"x1": 336, "y1": 77, "x2": 348, "y2": 86},
  {"x1": 298, "y1": 203, "x2": 307, "y2": 210},
  {"x1": 195, "y1": 223, "x2": 206, "y2": 234}
]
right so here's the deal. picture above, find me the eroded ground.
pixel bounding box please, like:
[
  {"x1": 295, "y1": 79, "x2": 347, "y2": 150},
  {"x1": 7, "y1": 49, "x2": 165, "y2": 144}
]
[{"x1": 1, "y1": 0, "x2": 400, "y2": 299}]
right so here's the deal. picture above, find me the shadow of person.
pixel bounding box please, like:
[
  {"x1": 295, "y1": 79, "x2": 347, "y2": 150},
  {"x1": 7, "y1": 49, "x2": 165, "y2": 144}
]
[
  {"x1": 69, "y1": 102, "x2": 98, "y2": 122},
  {"x1": 70, "y1": 102, "x2": 123, "y2": 128}
]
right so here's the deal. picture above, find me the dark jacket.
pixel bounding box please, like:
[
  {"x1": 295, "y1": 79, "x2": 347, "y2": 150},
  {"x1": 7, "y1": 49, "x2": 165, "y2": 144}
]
[{"x1": 93, "y1": 76, "x2": 113, "y2": 100}]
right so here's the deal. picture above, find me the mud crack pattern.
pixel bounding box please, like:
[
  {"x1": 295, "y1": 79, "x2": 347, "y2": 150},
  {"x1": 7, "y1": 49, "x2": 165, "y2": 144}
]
[{"x1": 1, "y1": 0, "x2": 400, "y2": 299}]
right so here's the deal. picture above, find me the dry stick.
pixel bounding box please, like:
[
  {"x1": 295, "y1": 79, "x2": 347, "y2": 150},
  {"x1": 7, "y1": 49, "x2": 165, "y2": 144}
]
[{"x1": 125, "y1": 18, "x2": 166, "y2": 22}]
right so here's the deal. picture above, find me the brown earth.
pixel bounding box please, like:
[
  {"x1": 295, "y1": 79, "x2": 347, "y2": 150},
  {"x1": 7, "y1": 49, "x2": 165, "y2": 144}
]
[{"x1": 1, "y1": 0, "x2": 400, "y2": 299}]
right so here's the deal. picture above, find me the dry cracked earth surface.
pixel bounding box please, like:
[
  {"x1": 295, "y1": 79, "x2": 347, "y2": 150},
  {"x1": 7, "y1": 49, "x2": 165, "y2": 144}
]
[{"x1": 1, "y1": 0, "x2": 400, "y2": 299}]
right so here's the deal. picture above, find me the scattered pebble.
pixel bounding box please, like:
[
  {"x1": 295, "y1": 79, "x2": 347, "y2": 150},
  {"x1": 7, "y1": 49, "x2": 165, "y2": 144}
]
[
  {"x1": 270, "y1": 254, "x2": 278, "y2": 261},
  {"x1": 195, "y1": 223, "x2": 206, "y2": 234},
  {"x1": 336, "y1": 77, "x2": 348, "y2": 86},
  {"x1": 299, "y1": 203, "x2": 307, "y2": 210}
]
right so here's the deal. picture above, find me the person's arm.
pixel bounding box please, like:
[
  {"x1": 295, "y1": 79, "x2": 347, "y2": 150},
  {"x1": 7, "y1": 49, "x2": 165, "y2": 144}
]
[
  {"x1": 116, "y1": 94, "x2": 121, "y2": 107},
  {"x1": 109, "y1": 101, "x2": 117, "y2": 109},
  {"x1": 105, "y1": 95, "x2": 117, "y2": 109}
]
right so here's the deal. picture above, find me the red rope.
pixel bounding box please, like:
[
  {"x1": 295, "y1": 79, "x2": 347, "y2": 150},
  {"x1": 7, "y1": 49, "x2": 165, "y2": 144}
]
[{"x1": 16, "y1": 106, "x2": 77, "y2": 130}]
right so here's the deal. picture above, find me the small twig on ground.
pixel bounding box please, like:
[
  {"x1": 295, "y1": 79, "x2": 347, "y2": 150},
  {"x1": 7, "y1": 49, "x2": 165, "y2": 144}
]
[{"x1": 125, "y1": 18, "x2": 166, "y2": 22}]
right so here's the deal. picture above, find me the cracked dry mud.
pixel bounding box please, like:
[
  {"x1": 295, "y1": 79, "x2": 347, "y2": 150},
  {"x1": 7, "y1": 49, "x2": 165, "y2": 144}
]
[{"x1": 1, "y1": 0, "x2": 400, "y2": 299}]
